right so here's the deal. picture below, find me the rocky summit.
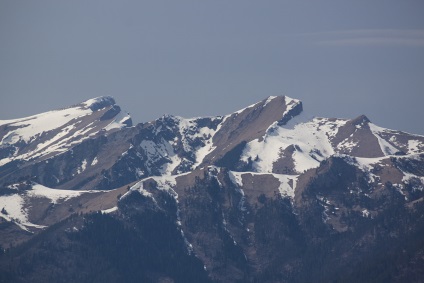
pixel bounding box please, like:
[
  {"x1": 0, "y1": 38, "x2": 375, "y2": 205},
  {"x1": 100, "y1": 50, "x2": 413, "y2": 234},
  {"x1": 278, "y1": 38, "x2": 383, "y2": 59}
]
[{"x1": 0, "y1": 96, "x2": 423, "y2": 282}]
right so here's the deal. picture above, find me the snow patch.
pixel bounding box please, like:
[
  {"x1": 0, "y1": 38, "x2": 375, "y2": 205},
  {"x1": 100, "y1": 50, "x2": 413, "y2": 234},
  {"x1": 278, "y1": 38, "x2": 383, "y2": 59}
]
[
  {"x1": 0, "y1": 189, "x2": 55, "y2": 231},
  {"x1": 82, "y1": 96, "x2": 114, "y2": 109},
  {"x1": 133, "y1": 181, "x2": 154, "y2": 199},
  {"x1": 226, "y1": 171, "x2": 247, "y2": 211},
  {"x1": 271, "y1": 173, "x2": 298, "y2": 198},
  {"x1": 402, "y1": 172, "x2": 424, "y2": 191},
  {"x1": 0, "y1": 106, "x2": 92, "y2": 144},
  {"x1": 281, "y1": 96, "x2": 300, "y2": 117},
  {"x1": 101, "y1": 206, "x2": 118, "y2": 214},
  {"x1": 336, "y1": 138, "x2": 359, "y2": 152},
  {"x1": 0, "y1": 194, "x2": 33, "y2": 230},
  {"x1": 207, "y1": 166, "x2": 222, "y2": 187},
  {"x1": 228, "y1": 171, "x2": 244, "y2": 187},
  {"x1": 228, "y1": 171, "x2": 297, "y2": 199},
  {"x1": 315, "y1": 118, "x2": 348, "y2": 139},
  {"x1": 408, "y1": 140, "x2": 422, "y2": 154},
  {"x1": 369, "y1": 123, "x2": 399, "y2": 155},
  {"x1": 91, "y1": 157, "x2": 98, "y2": 166},
  {"x1": 77, "y1": 159, "x2": 88, "y2": 174},
  {"x1": 135, "y1": 168, "x2": 145, "y2": 178},
  {"x1": 104, "y1": 111, "x2": 131, "y2": 131},
  {"x1": 241, "y1": 114, "x2": 335, "y2": 174},
  {"x1": 151, "y1": 175, "x2": 178, "y2": 193},
  {"x1": 362, "y1": 209, "x2": 370, "y2": 218},
  {"x1": 28, "y1": 183, "x2": 98, "y2": 204},
  {"x1": 140, "y1": 138, "x2": 181, "y2": 175}
]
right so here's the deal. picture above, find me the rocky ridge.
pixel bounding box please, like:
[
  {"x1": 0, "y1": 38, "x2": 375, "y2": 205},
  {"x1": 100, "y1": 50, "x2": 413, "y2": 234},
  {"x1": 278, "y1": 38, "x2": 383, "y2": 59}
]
[{"x1": 1, "y1": 95, "x2": 424, "y2": 282}]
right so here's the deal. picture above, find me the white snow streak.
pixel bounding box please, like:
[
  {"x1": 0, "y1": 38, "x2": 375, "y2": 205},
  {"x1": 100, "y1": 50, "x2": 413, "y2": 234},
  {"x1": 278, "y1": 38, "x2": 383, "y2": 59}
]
[
  {"x1": 228, "y1": 171, "x2": 244, "y2": 187},
  {"x1": 0, "y1": 107, "x2": 92, "y2": 144},
  {"x1": 27, "y1": 183, "x2": 96, "y2": 204},
  {"x1": 104, "y1": 111, "x2": 131, "y2": 131},
  {"x1": 369, "y1": 123, "x2": 399, "y2": 155},
  {"x1": 101, "y1": 206, "x2": 118, "y2": 214}
]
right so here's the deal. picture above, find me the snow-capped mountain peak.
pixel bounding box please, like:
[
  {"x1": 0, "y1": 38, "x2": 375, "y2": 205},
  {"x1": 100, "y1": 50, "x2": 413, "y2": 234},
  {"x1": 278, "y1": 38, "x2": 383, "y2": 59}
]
[
  {"x1": 82, "y1": 96, "x2": 116, "y2": 111},
  {"x1": 0, "y1": 97, "x2": 132, "y2": 167}
]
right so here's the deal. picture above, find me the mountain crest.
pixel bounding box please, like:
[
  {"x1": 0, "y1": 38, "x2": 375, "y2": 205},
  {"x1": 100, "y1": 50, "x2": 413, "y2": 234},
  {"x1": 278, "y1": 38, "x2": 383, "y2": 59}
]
[
  {"x1": 1, "y1": 94, "x2": 424, "y2": 282},
  {"x1": 82, "y1": 96, "x2": 116, "y2": 111},
  {"x1": 351, "y1": 114, "x2": 371, "y2": 126}
]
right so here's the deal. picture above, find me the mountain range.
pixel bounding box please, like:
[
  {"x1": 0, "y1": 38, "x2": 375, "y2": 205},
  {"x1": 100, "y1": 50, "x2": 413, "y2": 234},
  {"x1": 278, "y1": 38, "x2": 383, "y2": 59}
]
[{"x1": 1, "y1": 95, "x2": 423, "y2": 282}]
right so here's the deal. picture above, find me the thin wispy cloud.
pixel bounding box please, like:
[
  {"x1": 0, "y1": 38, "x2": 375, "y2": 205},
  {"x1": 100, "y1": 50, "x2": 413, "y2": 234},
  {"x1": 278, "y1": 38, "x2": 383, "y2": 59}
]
[{"x1": 307, "y1": 29, "x2": 424, "y2": 47}]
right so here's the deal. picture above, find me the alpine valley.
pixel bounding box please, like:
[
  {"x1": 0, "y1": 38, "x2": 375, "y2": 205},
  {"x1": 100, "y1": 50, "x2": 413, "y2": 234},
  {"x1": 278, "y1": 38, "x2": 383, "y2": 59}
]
[{"x1": 0, "y1": 96, "x2": 424, "y2": 282}]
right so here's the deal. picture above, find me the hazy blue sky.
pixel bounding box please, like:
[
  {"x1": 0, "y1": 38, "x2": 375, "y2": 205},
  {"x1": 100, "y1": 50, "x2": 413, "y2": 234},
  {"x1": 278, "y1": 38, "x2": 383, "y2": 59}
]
[{"x1": 1, "y1": 1, "x2": 423, "y2": 134}]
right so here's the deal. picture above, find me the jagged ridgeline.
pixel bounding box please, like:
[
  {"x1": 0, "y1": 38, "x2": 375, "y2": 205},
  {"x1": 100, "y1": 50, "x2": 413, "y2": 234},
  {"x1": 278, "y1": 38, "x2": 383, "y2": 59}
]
[{"x1": 1, "y1": 96, "x2": 424, "y2": 282}]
